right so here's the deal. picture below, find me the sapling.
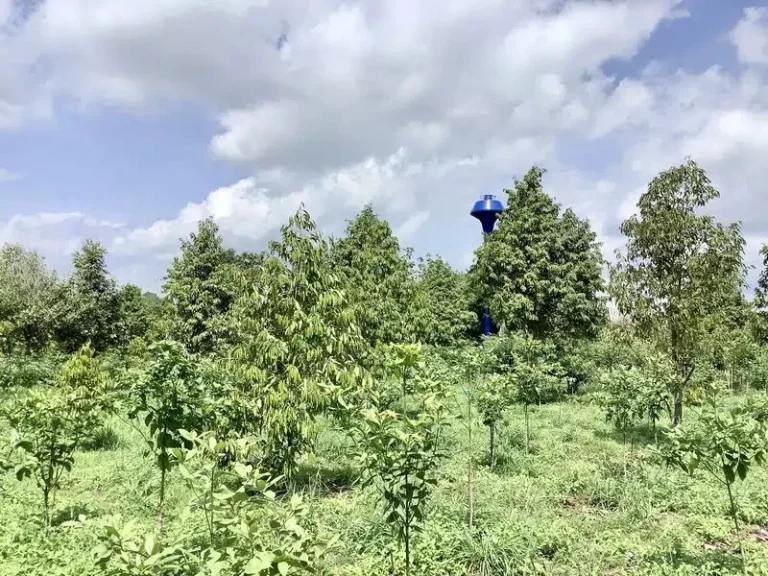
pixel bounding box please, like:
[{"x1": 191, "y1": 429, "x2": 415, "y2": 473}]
[
  {"x1": 510, "y1": 335, "x2": 563, "y2": 454},
  {"x1": 128, "y1": 340, "x2": 204, "y2": 536},
  {"x1": 98, "y1": 431, "x2": 332, "y2": 576},
  {"x1": 475, "y1": 374, "x2": 512, "y2": 467},
  {"x1": 2, "y1": 346, "x2": 107, "y2": 526},
  {"x1": 660, "y1": 399, "x2": 767, "y2": 575},
  {"x1": 453, "y1": 345, "x2": 483, "y2": 529},
  {"x1": 355, "y1": 344, "x2": 448, "y2": 576}
]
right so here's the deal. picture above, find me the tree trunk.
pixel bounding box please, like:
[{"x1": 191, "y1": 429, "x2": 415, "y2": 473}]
[
  {"x1": 524, "y1": 404, "x2": 530, "y2": 454},
  {"x1": 158, "y1": 464, "x2": 167, "y2": 538},
  {"x1": 489, "y1": 422, "x2": 496, "y2": 467},
  {"x1": 673, "y1": 387, "x2": 683, "y2": 426},
  {"x1": 467, "y1": 393, "x2": 474, "y2": 530}
]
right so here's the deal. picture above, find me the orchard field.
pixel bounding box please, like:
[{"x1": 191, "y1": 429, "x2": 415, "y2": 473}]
[{"x1": 3, "y1": 161, "x2": 768, "y2": 576}]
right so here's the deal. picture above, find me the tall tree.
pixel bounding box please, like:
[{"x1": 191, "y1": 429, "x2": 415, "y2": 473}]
[
  {"x1": 0, "y1": 244, "x2": 62, "y2": 353},
  {"x1": 611, "y1": 159, "x2": 746, "y2": 425},
  {"x1": 163, "y1": 218, "x2": 236, "y2": 354},
  {"x1": 117, "y1": 284, "x2": 150, "y2": 345},
  {"x1": 470, "y1": 167, "x2": 606, "y2": 340},
  {"x1": 57, "y1": 240, "x2": 121, "y2": 353},
  {"x1": 412, "y1": 256, "x2": 474, "y2": 346},
  {"x1": 753, "y1": 245, "x2": 768, "y2": 344},
  {"x1": 231, "y1": 208, "x2": 368, "y2": 475},
  {"x1": 332, "y1": 205, "x2": 418, "y2": 346}
]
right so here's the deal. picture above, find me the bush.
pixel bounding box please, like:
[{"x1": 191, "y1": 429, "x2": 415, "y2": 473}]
[{"x1": 0, "y1": 353, "x2": 61, "y2": 390}]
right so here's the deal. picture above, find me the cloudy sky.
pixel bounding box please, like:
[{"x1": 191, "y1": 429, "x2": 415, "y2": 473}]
[{"x1": 1, "y1": 0, "x2": 767, "y2": 292}]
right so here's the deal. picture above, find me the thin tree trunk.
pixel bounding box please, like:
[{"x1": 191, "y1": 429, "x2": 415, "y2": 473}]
[
  {"x1": 489, "y1": 422, "x2": 496, "y2": 467},
  {"x1": 673, "y1": 387, "x2": 683, "y2": 426},
  {"x1": 467, "y1": 392, "x2": 474, "y2": 530},
  {"x1": 722, "y1": 455, "x2": 747, "y2": 576},
  {"x1": 525, "y1": 404, "x2": 530, "y2": 454},
  {"x1": 158, "y1": 464, "x2": 167, "y2": 538},
  {"x1": 404, "y1": 470, "x2": 411, "y2": 576}
]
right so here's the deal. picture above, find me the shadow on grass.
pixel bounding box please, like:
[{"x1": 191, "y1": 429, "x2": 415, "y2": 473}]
[
  {"x1": 289, "y1": 459, "x2": 360, "y2": 495},
  {"x1": 50, "y1": 503, "x2": 102, "y2": 526},
  {"x1": 638, "y1": 547, "x2": 744, "y2": 574},
  {"x1": 593, "y1": 422, "x2": 661, "y2": 448}
]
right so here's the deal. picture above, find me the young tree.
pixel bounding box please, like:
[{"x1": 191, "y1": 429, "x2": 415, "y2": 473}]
[
  {"x1": 0, "y1": 244, "x2": 63, "y2": 353},
  {"x1": 510, "y1": 335, "x2": 564, "y2": 453},
  {"x1": 2, "y1": 346, "x2": 108, "y2": 525},
  {"x1": 231, "y1": 208, "x2": 368, "y2": 477},
  {"x1": 355, "y1": 345, "x2": 448, "y2": 576},
  {"x1": 470, "y1": 167, "x2": 606, "y2": 341},
  {"x1": 57, "y1": 240, "x2": 121, "y2": 353},
  {"x1": 475, "y1": 374, "x2": 512, "y2": 466},
  {"x1": 611, "y1": 159, "x2": 746, "y2": 424},
  {"x1": 163, "y1": 218, "x2": 237, "y2": 355},
  {"x1": 332, "y1": 205, "x2": 418, "y2": 345},
  {"x1": 661, "y1": 401, "x2": 767, "y2": 574},
  {"x1": 412, "y1": 256, "x2": 474, "y2": 346},
  {"x1": 129, "y1": 340, "x2": 205, "y2": 535}
]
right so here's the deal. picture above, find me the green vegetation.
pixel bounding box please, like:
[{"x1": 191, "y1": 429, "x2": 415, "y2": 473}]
[{"x1": 3, "y1": 160, "x2": 768, "y2": 575}]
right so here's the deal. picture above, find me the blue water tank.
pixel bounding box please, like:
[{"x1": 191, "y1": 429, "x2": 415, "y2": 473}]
[{"x1": 470, "y1": 194, "x2": 504, "y2": 234}]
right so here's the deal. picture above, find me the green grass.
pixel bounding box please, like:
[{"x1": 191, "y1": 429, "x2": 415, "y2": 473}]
[{"x1": 3, "y1": 394, "x2": 768, "y2": 575}]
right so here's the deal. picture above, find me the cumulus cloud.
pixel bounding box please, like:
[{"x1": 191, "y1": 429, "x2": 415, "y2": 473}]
[
  {"x1": 3, "y1": 1, "x2": 768, "y2": 292},
  {"x1": 0, "y1": 211, "x2": 125, "y2": 276},
  {"x1": 731, "y1": 7, "x2": 768, "y2": 66}
]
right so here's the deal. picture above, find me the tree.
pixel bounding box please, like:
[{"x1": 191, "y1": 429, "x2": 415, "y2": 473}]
[
  {"x1": 354, "y1": 345, "x2": 448, "y2": 576},
  {"x1": 163, "y1": 218, "x2": 237, "y2": 355},
  {"x1": 332, "y1": 205, "x2": 418, "y2": 345},
  {"x1": 117, "y1": 284, "x2": 150, "y2": 345},
  {"x1": 753, "y1": 245, "x2": 768, "y2": 344},
  {"x1": 231, "y1": 208, "x2": 368, "y2": 476},
  {"x1": 661, "y1": 400, "x2": 767, "y2": 575},
  {"x1": 470, "y1": 167, "x2": 606, "y2": 341},
  {"x1": 412, "y1": 256, "x2": 474, "y2": 346},
  {"x1": 0, "y1": 244, "x2": 63, "y2": 354},
  {"x1": 57, "y1": 240, "x2": 121, "y2": 353},
  {"x1": 128, "y1": 340, "x2": 206, "y2": 535},
  {"x1": 611, "y1": 159, "x2": 746, "y2": 424},
  {"x1": 2, "y1": 346, "x2": 108, "y2": 526}
]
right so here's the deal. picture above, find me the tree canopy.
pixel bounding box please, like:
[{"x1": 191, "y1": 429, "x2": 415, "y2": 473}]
[
  {"x1": 610, "y1": 159, "x2": 746, "y2": 424},
  {"x1": 332, "y1": 205, "x2": 418, "y2": 346},
  {"x1": 163, "y1": 218, "x2": 237, "y2": 355},
  {"x1": 470, "y1": 167, "x2": 606, "y2": 341}
]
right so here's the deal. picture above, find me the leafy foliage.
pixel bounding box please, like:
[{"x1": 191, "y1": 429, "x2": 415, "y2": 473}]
[
  {"x1": 1, "y1": 346, "x2": 108, "y2": 525},
  {"x1": 354, "y1": 346, "x2": 448, "y2": 576},
  {"x1": 660, "y1": 400, "x2": 768, "y2": 573},
  {"x1": 611, "y1": 160, "x2": 746, "y2": 424},
  {"x1": 97, "y1": 431, "x2": 332, "y2": 576},
  {"x1": 57, "y1": 240, "x2": 122, "y2": 353},
  {"x1": 332, "y1": 205, "x2": 418, "y2": 346},
  {"x1": 412, "y1": 256, "x2": 474, "y2": 347},
  {"x1": 163, "y1": 218, "x2": 237, "y2": 355},
  {"x1": 0, "y1": 244, "x2": 63, "y2": 354},
  {"x1": 231, "y1": 208, "x2": 368, "y2": 476},
  {"x1": 128, "y1": 340, "x2": 205, "y2": 529},
  {"x1": 471, "y1": 167, "x2": 606, "y2": 340}
]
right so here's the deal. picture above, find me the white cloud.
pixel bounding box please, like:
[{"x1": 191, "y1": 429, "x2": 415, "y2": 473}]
[
  {"x1": 5, "y1": 1, "x2": 768, "y2": 294},
  {"x1": 0, "y1": 167, "x2": 21, "y2": 182},
  {"x1": 0, "y1": 211, "x2": 125, "y2": 277},
  {"x1": 395, "y1": 210, "x2": 430, "y2": 242},
  {"x1": 731, "y1": 7, "x2": 768, "y2": 66}
]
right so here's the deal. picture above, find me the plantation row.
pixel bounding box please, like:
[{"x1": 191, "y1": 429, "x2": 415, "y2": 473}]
[{"x1": 2, "y1": 159, "x2": 768, "y2": 575}]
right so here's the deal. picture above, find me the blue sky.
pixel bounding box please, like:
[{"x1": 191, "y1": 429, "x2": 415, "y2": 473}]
[{"x1": 1, "y1": 0, "x2": 767, "y2": 291}]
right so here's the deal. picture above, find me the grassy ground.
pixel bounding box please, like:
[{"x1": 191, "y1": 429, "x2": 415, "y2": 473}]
[{"x1": 2, "y1": 393, "x2": 768, "y2": 575}]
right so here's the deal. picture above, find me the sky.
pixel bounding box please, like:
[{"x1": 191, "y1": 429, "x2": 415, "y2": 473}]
[{"x1": 1, "y1": 0, "x2": 767, "y2": 292}]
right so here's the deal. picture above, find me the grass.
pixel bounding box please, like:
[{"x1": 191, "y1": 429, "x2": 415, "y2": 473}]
[{"x1": 2, "y1": 393, "x2": 768, "y2": 575}]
